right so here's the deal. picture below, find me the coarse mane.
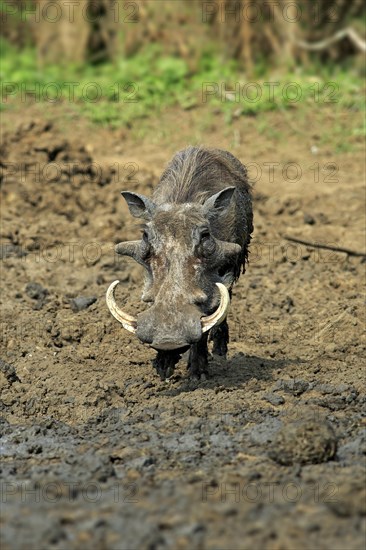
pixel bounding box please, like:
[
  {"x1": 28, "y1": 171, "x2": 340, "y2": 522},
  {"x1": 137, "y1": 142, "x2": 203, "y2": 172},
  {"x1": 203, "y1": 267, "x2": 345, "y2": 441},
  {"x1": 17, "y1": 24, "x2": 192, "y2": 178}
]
[{"x1": 154, "y1": 146, "x2": 250, "y2": 205}]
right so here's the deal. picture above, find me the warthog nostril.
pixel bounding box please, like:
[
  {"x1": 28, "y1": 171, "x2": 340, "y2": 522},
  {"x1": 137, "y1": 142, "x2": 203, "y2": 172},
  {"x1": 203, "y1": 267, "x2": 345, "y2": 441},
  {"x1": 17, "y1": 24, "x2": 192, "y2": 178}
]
[
  {"x1": 140, "y1": 336, "x2": 154, "y2": 345},
  {"x1": 135, "y1": 318, "x2": 154, "y2": 345}
]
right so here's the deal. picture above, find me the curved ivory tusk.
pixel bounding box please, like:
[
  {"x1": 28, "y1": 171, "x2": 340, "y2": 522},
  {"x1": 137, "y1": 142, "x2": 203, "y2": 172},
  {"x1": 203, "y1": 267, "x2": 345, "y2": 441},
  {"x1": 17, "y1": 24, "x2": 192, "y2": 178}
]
[
  {"x1": 106, "y1": 280, "x2": 137, "y2": 333},
  {"x1": 201, "y1": 283, "x2": 230, "y2": 333}
]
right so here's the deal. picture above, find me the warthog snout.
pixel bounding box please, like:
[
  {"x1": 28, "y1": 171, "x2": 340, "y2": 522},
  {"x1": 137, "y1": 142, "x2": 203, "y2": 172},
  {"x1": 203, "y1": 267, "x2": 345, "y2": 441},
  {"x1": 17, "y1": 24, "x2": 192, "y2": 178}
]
[
  {"x1": 136, "y1": 304, "x2": 202, "y2": 350},
  {"x1": 106, "y1": 280, "x2": 231, "y2": 351}
]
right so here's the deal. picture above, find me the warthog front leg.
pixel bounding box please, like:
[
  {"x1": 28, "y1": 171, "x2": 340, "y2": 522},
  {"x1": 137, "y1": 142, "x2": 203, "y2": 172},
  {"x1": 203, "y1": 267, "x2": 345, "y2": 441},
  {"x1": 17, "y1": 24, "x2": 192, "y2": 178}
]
[
  {"x1": 210, "y1": 319, "x2": 229, "y2": 358},
  {"x1": 187, "y1": 333, "x2": 209, "y2": 379},
  {"x1": 153, "y1": 350, "x2": 181, "y2": 380}
]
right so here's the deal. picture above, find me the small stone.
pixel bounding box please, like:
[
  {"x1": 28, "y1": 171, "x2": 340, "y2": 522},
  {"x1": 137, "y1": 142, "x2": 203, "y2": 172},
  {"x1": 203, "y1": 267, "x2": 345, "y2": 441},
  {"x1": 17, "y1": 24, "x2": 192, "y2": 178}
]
[
  {"x1": 0, "y1": 359, "x2": 20, "y2": 384},
  {"x1": 325, "y1": 343, "x2": 337, "y2": 353},
  {"x1": 70, "y1": 296, "x2": 97, "y2": 312},
  {"x1": 96, "y1": 274, "x2": 105, "y2": 285},
  {"x1": 273, "y1": 378, "x2": 309, "y2": 396},
  {"x1": 304, "y1": 213, "x2": 315, "y2": 225},
  {"x1": 25, "y1": 282, "x2": 48, "y2": 300},
  {"x1": 263, "y1": 393, "x2": 285, "y2": 406}
]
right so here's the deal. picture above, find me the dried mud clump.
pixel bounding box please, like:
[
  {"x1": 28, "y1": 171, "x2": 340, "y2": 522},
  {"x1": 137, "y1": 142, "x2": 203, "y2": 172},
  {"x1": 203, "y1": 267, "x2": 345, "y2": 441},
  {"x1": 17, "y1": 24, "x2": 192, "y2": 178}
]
[{"x1": 269, "y1": 419, "x2": 337, "y2": 465}]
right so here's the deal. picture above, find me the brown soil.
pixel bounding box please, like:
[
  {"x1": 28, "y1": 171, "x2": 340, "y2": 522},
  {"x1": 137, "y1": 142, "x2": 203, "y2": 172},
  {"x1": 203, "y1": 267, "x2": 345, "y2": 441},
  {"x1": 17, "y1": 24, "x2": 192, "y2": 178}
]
[{"x1": 0, "y1": 101, "x2": 365, "y2": 549}]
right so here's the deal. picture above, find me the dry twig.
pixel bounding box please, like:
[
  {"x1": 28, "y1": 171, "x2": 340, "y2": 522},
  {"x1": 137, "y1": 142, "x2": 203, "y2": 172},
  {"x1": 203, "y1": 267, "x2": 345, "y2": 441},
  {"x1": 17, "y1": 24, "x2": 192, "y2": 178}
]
[{"x1": 283, "y1": 235, "x2": 366, "y2": 257}]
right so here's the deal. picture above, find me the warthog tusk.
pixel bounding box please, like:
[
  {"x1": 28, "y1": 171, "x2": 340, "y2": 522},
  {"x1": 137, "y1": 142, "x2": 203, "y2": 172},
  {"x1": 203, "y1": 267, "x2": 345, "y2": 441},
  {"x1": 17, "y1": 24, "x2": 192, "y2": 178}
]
[
  {"x1": 201, "y1": 283, "x2": 230, "y2": 332},
  {"x1": 107, "y1": 281, "x2": 229, "y2": 337},
  {"x1": 106, "y1": 280, "x2": 137, "y2": 333}
]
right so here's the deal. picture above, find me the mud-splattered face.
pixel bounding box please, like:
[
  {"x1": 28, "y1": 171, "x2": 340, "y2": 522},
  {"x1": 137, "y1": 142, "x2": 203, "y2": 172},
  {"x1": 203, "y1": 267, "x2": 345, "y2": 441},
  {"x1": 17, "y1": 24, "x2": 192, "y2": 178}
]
[
  {"x1": 141, "y1": 206, "x2": 217, "y2": 303},
  {"x1": 114, "y1": 190, "x2": 241, "y2": 350}
]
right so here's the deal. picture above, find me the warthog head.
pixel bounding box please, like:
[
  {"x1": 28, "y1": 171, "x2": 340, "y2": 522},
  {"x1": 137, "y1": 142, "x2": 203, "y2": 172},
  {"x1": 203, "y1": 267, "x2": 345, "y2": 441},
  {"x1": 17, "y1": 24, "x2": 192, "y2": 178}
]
[{"x1": 107, "y1": 188, "x2": 241, "y2": 351}]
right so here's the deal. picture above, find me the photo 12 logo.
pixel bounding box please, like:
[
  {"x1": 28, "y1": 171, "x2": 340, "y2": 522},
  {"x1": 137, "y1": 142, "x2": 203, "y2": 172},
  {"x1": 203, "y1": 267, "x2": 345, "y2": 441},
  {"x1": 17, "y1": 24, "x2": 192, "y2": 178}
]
[
  {"x1": 0, "y1": 481, "x2": 139, "y2": 504},
  {"x1": 1, "y1": 82, "x2": 139, "y2": 104},
  {"x1": 1, "y1": 1, "x2": 140, "y2": 24},
  {"x1": 202, "y1": 81, "x2": 340, "y2": 105},
  {"x1": 201, "y1": 1, "x2": 340, "y2": 24},
  {"x1": 0, "y1": 160, "x2": 139, "y2": 185},
  {"x1": 201, "y1": 481, "x2": 338, "y2": 504}
]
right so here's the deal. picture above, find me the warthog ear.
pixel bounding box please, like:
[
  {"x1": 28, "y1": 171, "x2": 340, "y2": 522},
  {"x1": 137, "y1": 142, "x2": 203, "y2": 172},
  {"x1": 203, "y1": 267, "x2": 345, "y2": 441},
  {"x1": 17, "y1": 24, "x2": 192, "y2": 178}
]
[
  {"x1": 203, "y1": 186, "x2": 236, "y2": 218},
  {"x1": 121, "y1": 191, "x2": 156, "y2": 220}
]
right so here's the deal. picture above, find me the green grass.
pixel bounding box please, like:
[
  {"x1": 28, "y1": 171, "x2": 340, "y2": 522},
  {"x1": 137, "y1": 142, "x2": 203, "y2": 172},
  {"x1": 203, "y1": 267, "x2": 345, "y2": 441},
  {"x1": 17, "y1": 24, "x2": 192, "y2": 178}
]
[{"x1": 1, "y1": 38, "x2": 364, "y2": 128}]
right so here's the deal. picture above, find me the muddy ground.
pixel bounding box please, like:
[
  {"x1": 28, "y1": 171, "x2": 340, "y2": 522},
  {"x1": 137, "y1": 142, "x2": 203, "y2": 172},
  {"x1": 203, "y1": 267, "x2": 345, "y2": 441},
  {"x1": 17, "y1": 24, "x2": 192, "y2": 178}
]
[{"x1": 0, "y1": 101, "x2": 365, "y2": 549}]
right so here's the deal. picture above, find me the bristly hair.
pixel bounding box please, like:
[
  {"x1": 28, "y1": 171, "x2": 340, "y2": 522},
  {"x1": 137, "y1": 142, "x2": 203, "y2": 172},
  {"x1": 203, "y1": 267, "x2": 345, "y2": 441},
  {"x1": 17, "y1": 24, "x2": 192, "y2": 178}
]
[{"x1": 153, "y1": 146, "x2": 251, "y2": 206}]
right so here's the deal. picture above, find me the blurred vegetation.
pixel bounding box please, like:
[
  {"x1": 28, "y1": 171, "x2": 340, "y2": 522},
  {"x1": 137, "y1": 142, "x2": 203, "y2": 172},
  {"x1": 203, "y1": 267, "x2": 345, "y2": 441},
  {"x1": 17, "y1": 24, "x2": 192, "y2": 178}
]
[
  {"x1": 2, "y1": 1, "x2": 365, "y2": 64},
  {"x1": 1, "y1": 36, "x2": 364, "y2": 127},
  {"x1": 0, "y1": 0, "x2": 364, "y2": 127}
]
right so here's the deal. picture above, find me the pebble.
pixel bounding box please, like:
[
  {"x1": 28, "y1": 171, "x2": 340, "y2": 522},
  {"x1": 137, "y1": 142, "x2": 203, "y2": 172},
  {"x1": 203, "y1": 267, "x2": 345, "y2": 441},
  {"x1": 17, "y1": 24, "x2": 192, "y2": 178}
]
[
  {"x1": 304, "y1": 213, "x2": 316, "y2": 225},
  {"x1": 263, "y1": 393, "x2": 285, "y2": 406},
  {"x1": 25, "y1": 282, "x2": 48, "y2": 300},
  {"x1": 0, "y1": 359, "x2": 20, "y2": 384},
  {"x1": 70, "y1": 296, "x2": 97, "y2": 312},
  {"x1": 25, "y1": 282, "x2": 49, "y2": 310}
]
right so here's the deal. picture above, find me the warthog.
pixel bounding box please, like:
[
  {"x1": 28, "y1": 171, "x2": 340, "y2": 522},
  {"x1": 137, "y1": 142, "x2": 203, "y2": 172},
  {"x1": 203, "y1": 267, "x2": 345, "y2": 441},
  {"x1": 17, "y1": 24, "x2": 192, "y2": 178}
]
[{"x1": 107, "y1": 146, "x2": 253, "y2": 379}]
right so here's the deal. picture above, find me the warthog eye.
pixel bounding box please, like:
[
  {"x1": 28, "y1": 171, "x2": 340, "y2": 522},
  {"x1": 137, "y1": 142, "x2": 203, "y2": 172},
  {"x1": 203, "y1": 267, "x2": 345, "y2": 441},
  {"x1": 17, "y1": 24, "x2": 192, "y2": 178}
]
[
  {"x1": 198, "y1": 229, "x2": 216, "y2": 258},
  {"x1": 200, "y1": 230, "x2": 210, "y2": 242}
]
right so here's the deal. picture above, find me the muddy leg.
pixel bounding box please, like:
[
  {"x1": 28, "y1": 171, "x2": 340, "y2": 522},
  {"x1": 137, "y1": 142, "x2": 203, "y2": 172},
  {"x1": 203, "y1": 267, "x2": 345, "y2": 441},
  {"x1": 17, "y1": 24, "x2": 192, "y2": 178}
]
[
  {"x1": 153, "y1": 350, "x2": 181, "y2": 380},
  {"x1": 210, "y1": 319, "x2": 229, "y2": 358},
  {"x1": 187, "y1": 334, "x2": 209, "y2": 379}
]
